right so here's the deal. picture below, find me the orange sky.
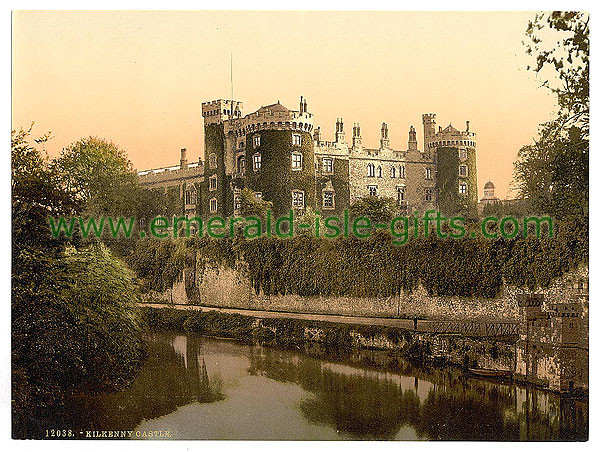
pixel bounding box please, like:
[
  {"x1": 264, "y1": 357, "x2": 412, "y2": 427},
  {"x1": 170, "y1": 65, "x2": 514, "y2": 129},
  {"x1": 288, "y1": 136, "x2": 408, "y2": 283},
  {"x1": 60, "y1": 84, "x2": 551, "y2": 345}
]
[{"x1": 12, "y1": 11, "x2": 557, "y2": 199}]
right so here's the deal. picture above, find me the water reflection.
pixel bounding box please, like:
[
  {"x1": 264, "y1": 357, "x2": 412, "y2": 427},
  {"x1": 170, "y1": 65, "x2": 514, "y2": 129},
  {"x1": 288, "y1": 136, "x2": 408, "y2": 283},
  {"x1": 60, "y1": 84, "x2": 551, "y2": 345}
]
[{"x1": 38, "y1": 332, "x2": 588, "y2": 440}]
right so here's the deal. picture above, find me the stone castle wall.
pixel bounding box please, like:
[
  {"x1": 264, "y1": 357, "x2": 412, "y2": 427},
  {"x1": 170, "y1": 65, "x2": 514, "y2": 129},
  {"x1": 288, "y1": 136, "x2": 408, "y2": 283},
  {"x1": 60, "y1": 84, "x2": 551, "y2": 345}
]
[{"x1": 141, "y1": 258, "x2": 587, "y2": 324}]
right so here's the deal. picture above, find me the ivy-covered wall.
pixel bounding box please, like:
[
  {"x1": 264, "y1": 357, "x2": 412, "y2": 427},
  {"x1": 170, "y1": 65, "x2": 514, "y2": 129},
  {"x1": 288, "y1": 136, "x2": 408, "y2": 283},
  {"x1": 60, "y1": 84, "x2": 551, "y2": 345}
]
[
  {"x1": 244, "y1": 130, "x2": 315, "y2": 218},
  {"x1": 202, "y1": 123, "x2": 227, "y2": 217},
  {"x1": 128, "y1": 219, "x2": 587, "y2": 301},
  {"x1": 315, "y1": 156, "x2": 350, "y2": 217},
  {"x1": 436, "y1": 146, "x2": 478, "y2": 217}
]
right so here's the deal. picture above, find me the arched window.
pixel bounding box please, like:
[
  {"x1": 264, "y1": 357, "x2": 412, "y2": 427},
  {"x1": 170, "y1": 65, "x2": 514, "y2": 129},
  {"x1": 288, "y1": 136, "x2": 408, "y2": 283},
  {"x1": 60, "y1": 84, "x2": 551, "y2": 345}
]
[
  {"x1": 209, "y1": 153, "x2": 217, "y2": 169},
  {"x1": 185, "y1": 186, "x2": 197, "y2": 205},
  {"x1": 377, "y1": 166, "x2": 382, "y2": 178},
  {"x1": 367, "y1": 163, "x2": 375, "y2": 177},
  {"x1": 390, "y1": 166, "x2": 396, "y2": 178},
  {"x1": 210, "y1": 198, "x2": 218, "y2": 213},
  {"x1": 399, "y1": 164, "x2": 406, "y2": 179}
]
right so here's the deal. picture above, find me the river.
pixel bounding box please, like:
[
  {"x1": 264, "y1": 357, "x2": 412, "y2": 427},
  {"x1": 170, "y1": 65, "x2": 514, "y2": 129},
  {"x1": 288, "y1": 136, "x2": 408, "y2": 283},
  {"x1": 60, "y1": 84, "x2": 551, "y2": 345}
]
[{"x1": 50, "y1": 331, "x2": 587, "y2": 440}]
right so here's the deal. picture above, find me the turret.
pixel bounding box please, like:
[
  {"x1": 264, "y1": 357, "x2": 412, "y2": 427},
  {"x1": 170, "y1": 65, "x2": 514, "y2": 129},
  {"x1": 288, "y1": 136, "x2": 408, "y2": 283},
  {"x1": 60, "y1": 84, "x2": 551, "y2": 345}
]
[
  {"x1": 408, "y1": 125, "x2": 418, "y2": 151},
  {"x1": 314, "y1": 126, "x2": 321, "y2": 143},
  {"x1": 380, "y1": 122, "x2": 390, "y2": 149},
  {"x1": 422, "y1": 113, "x2": 436, "y2": 151}
]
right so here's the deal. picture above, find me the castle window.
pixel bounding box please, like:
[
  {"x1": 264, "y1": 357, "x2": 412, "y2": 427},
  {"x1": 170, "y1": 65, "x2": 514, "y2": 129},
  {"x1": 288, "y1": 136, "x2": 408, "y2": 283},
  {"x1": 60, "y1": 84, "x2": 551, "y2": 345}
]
[
  {"x1": 254, "y1": 192, "x2": 262, "y2": 199},
  {"x1": 237, "y1": 156, "x2": 246, "y2": 174},
  {"x1": 210, "y1": 198, "x2": 218, "y2": 213},
  {"x1": 209, "y1": 153, "x2": 217, "y2": 169},
  {"x1": 234, "y1": 196, "x2": 242, "y2": 212},
  {"x1": 459, "y1": 165, "x2": 468, "y2": 177},
  {"x1": 292, "y1": 152, "x2": 303, "y2": 170},
  {"x1": 292, "y1": 190, "x2": 305, "y2": 208},
  {"x1": 425, "y1": 188, "x2": 433, "y2": 202},
  {"x1": 377, "y1": 166, "x2": 382, "y2": 178},
  {"x1": 399, "y1": 165, "x2": 406, "y2": 179},
  {"x1": 396, "y1": 186, "x2": 405, "y2": 201},
  {"x1": 322, "y1": 158, "x2": 333, "y2": 173},
  {"x1": 323, "y1": 191, "x2": 335, "y2": 209},
  {"x1": 397, "y1": 187, "x2": 406, "y2": 207},
  {"x1": 292, "y1": 134, "x2": 302, "y2": 146},
  {"x1": 139, "y1": 217, "x2": 146, "y2": 227},
  {"x1": 368, "y1": 185, "x2": 378, "y2": 196},
  {"x1": 185, "y1": 189, "x2": 197, "y2": 205},
  {"x1": 253, "y1": 135, "x2": 261, "y2": 148},
  {"x1": 459, "y1": 182, "x2": 468, "y2": 194},
  {"x1": 253, "y1": 153, "x2": 262, "y2": 170},
  {"x1": 425, "y1": 167, "x2": 432, "y2": 179},
  {"x1": 390, "y1": 167, "x2": 396, "y2": 178},
  {"x1": 209, "y1": 175, "x2": 218, "y2": 191},
  {"x1": 460, "y1": 149, "x2": 467, "y2": 160},
  {"x1": 367, "y1": 163, "x2": 375, "y2": 177},
  {"x1": 239, "y1": 141, "x2": 245, "y2": 149}
]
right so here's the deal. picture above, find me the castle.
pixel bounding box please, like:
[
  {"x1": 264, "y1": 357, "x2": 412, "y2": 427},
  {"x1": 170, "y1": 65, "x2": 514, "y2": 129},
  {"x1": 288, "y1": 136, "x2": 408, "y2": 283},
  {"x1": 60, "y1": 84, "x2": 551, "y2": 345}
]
[{"x1": 137, "y1": 96, "x2": 478, "y2": 218}]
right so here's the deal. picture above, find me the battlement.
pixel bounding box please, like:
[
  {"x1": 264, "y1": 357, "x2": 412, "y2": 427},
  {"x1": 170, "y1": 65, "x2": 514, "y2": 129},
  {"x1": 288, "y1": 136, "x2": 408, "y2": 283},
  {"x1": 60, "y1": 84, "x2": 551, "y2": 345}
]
[
  {"x1": 223, "y1": 101, "x2": 314, "y2": 137},
  {"x1": 202, "y1": 99, "x2": 244, "y2": 125}
]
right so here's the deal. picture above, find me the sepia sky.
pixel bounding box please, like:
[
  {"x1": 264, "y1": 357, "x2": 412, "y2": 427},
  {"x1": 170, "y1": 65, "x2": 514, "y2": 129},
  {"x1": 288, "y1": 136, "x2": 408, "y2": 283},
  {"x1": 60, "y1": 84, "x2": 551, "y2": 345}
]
[{"x1": 12, "y1": 11, "x2": 558, "y2": 199}]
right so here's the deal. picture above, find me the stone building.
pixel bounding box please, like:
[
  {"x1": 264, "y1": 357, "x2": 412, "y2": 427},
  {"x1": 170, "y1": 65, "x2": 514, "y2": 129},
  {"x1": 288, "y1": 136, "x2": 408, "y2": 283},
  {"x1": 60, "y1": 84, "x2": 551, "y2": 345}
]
[
  {"x1": 477, "y1": 180, "x2": 501, "y2": 215},
  {"x1": 138, "y1": 96, "x2": 478, "y2": 219},
  {"x1": 514, "y1": 269, "x2": 589, "y2": 393}
]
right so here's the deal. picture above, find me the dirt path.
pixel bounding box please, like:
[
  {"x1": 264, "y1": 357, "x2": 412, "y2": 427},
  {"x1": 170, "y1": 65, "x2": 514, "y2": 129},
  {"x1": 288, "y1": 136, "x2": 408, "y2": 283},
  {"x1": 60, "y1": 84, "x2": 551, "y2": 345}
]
[{"x1": 140, "y1": 302, "x2": 419, "y2": 329}]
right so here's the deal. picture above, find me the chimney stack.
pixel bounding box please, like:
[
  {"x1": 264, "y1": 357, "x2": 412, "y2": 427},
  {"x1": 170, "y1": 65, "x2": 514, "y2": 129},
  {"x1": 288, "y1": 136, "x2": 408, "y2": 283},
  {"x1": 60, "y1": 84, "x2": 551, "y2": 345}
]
[{"x1": 180, "y1": 148, "x2": 188, "y2": 167}]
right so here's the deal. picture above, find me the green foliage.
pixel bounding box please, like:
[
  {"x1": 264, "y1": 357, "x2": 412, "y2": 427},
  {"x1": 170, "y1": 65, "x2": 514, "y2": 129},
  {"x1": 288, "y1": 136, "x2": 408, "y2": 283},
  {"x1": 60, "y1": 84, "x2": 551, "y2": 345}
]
[
  {"x1": 244, "y1": 130, "x2": 315, "y2": 218},
  {"x1": 130, "y1": 220, "x2": 586, "y2": 300},
  {"x1": 12, "y1": 129, "x2": 146, "y2": 438},
  {"x1": 349, "y1": 196, "x2": 396, "y2": 224},
  {"x1": 436, "y1": 147, "x2": 477, "y2": 218},
  {"x1": 12, "y1": 126, "x2": 80, "y2": 254},
  {"x1": 525, "y1": 12, "x2": 589, "y2": 136},
  {"x1": 141, "y1": 307, "x2": 255, "y2": 340},
  {"x1": 12, "y1": 245, "x2": 145, "y2": 438},
  {"x1": 54, "y1": 136, "x2": 140, "y2": 217},
  {"x1": 239, "y1": 187, "x2": 273, "y2": 219},
  {"x1": 516, "y1": 13, "x2": 589, "y2": 224}
]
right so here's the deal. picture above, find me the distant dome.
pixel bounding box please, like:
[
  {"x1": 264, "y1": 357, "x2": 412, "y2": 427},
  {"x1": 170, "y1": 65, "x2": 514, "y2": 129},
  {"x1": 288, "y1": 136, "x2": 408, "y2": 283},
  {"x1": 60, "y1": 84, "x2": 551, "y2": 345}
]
[{"x1": 484, "y1": 181, "x2": 495, "y2": 189}]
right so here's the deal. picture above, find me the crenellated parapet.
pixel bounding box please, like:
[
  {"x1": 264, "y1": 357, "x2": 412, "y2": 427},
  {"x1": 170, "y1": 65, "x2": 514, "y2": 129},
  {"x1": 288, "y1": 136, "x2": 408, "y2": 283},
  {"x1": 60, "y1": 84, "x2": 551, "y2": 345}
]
[{"x1": 223, "y1": 101, "x2": 314, "y2": 138}]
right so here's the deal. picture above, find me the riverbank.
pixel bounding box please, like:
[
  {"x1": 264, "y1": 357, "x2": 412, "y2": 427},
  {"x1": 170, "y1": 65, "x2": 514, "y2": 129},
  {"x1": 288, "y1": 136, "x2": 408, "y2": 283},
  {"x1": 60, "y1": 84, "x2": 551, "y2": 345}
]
[{"x1": 140, "y1": 305, "x2": 516, "y2": 374}]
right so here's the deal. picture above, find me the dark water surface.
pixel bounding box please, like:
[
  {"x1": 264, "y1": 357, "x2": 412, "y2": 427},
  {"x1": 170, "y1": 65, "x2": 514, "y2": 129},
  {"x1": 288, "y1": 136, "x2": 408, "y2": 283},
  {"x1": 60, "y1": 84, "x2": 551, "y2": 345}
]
[{"x1": 52, "y1": 332, "x2": 587, "y2": 440}]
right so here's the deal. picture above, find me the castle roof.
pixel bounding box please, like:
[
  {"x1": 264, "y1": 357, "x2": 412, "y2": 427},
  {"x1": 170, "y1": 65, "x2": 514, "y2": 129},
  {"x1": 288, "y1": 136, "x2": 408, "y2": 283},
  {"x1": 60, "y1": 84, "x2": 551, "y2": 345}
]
[
  {"x1": 484, "y1": 181, "x2": 495, "y2": 189},
  {"x1": 441, "y1": 124, "x2": 460, "y2": 133},
  {"x1": 255, "y1": 101, "x2": 291, "y2": 114}
]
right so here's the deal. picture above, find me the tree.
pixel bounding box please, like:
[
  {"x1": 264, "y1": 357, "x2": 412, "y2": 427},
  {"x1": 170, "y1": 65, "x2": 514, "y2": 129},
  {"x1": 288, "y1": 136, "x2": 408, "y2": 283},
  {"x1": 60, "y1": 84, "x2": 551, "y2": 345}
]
[
  {"x1": 12, "y1": 129, "x2": 145, "y2": 438},
  {"x1": 12, "y1": 126, "x2": 80, "y2": 254},
  {"x1": 525, "y1": 11, "x2": 589, "y2": 136},
  {"x1": 54, "y1": 136, "x2": 141, "y2": 217},
  {"x1": 514, "y1": 12, "x2": 589, "y2": 221}
]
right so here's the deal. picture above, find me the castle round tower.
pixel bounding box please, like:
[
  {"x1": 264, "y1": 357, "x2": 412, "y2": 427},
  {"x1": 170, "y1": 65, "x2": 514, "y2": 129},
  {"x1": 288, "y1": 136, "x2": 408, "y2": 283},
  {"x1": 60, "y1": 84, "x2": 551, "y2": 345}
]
[
  {"x1": 235, "y1": 98, "x2": 315, "y2": 218},
  {"x1": 424, "y1": 118, "x2": 478, "y2": 216}
]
